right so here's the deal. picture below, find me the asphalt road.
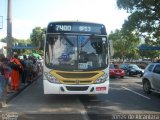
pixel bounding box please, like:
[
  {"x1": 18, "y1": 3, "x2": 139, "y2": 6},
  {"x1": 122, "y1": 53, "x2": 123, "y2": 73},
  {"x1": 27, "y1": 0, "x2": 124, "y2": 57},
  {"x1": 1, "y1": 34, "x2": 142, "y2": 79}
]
[{"x1": 1, "y1": 76, "x2": 160, "y2": 120}]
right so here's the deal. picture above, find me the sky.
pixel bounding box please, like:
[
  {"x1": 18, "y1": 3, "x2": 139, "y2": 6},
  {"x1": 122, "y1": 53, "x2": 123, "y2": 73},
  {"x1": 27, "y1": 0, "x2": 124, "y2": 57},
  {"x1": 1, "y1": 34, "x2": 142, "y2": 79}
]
[{"x1": 0, "y1": 0, "x2": 129, "y2": 39}]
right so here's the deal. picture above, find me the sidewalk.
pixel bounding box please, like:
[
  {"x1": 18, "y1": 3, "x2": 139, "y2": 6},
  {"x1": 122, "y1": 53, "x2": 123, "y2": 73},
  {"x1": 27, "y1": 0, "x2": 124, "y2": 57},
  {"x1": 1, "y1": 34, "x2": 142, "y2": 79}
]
[{"x1": 0, "y1": 73, "x2": 42, "y2": 108}]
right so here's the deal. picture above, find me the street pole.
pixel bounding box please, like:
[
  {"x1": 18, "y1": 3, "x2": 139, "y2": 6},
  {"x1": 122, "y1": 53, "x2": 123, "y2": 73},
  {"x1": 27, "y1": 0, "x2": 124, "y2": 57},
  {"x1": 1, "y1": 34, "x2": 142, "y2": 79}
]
[
  {"x1": 0, "y1": 16, "x2": 3, "y2": 29},
  {"x1": 1, "y1": 0, "x2": 13, "y2": 108},
  {"x1": 7, "y1": 0, "x2": 12, "y2": 58}
]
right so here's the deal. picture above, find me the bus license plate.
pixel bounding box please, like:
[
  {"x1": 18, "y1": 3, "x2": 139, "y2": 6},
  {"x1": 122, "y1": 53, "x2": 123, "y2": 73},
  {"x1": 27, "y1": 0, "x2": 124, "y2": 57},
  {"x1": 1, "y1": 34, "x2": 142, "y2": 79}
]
[{"x1": 96, "y1": 87, "x2": 106, "y2": 91}]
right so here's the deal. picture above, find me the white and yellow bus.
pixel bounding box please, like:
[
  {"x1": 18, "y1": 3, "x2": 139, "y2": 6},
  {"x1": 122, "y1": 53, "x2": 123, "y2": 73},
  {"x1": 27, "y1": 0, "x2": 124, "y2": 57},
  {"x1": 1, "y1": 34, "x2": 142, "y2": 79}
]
[{"x1": 43, "y1": 21, "x2": 110, "y2": 94}]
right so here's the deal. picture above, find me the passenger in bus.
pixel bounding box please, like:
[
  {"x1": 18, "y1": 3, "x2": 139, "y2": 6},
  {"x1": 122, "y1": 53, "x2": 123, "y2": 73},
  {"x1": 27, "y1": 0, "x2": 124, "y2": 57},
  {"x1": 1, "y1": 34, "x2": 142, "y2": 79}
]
[{"x1": 91, "y1": 40, "x2": 104, "y2": 67}]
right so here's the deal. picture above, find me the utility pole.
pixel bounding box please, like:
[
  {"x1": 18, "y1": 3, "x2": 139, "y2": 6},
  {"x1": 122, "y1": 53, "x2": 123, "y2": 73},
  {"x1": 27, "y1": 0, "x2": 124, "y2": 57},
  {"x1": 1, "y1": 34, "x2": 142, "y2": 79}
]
[
  {"x1": 0, "y1": 16, "x2": 3, "y2": 29},
  {"x1": 7, "y1": 0, "x2": 12, "y2": 57}
]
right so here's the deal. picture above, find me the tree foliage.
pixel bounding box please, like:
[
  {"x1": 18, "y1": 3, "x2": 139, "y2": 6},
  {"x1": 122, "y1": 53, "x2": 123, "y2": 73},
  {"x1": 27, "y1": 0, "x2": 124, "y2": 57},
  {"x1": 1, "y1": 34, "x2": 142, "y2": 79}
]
[
  {"x1": 30, "y1": 27, "x2": 45, "y2": 46},
  {"x1": 0, "y1": 37, "x2": 7, "y2": 42},
  {"x1": 138, "y1": 49, "x2": 160, "y2": 61},
  {"x1": 0, "y1": 37, "x2": 31, "y2": 45},
  {"x1": 109, "y1": 29, "x2": 141, "y2": 61},
  {"x1": 13, "y1": 38, "x2": 31, "y2": 45},
  {"x1": 117, "y1": 0, "x2": 160, "y2": 45}
]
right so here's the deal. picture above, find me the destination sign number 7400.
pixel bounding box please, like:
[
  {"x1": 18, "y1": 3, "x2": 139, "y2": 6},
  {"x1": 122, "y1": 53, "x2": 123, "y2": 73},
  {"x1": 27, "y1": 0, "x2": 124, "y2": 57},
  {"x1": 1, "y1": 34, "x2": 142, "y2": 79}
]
[{"x1": 55, "y1": 25, "x2": 91, "y2": 32}]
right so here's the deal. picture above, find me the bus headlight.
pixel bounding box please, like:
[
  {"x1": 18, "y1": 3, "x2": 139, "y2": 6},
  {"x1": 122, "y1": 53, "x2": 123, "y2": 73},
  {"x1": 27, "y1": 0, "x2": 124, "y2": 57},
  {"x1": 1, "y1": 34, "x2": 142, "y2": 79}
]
[
  {"x1": 95, "y1": 73, "x2": 108, "y2": 84},
  {"x1": 44, "y1": 72, "x2": 60, "y2": 84}
]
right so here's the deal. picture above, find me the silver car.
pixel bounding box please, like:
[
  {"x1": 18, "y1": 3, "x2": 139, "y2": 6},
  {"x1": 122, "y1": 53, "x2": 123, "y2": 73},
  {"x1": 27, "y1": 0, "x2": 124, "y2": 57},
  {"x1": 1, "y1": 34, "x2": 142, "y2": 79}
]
[{"x1": 142, "y1": 63, "x2": 160, "y2": 94}]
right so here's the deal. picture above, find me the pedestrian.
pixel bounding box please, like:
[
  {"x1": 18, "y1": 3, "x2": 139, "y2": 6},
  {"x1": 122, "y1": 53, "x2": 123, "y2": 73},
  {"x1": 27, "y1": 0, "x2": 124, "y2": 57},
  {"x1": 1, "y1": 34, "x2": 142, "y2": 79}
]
[
  {"x1": 32, "y1": 57, "x2": 38, "y2": 78},
  {"x1": 21, "y1": 55, "x2": 27, "y2": 85},
  {"x1": 37, "y1": 56, "x2": 43, "y2": 73},
  {"x1": 0, "y1": 56, "x2": 5, "y2": 99},
  {"x1": 3, "y1": 59, "x2": 12, "y2": 95},
  {"x1": 25, "y1": 56, "x2": 33, "y2": 83},
  {"x1": 10, "y1": 54, "x2": 22, "y2": 91}
]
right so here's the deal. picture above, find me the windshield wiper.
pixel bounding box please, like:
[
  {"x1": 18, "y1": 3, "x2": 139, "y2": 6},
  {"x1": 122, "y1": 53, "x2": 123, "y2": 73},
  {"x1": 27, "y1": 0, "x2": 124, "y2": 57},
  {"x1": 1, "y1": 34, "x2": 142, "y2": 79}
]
[{"x1": 63, "y1": 36, "x2": 74, "y2": 47}]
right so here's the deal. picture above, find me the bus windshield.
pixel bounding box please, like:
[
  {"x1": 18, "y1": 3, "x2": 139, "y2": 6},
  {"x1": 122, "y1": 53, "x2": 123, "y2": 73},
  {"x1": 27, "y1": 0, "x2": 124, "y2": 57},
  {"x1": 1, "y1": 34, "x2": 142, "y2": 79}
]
[{"x1": 45, "y1": 34, "x2": 108, "y2": 71}]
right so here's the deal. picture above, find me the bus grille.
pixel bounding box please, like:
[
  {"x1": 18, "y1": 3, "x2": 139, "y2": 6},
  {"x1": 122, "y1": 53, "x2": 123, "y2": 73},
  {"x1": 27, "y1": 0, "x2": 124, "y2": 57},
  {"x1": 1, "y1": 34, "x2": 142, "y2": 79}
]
[{"x1": 66, "y1": 86, "x2": 89, "y2": 91}]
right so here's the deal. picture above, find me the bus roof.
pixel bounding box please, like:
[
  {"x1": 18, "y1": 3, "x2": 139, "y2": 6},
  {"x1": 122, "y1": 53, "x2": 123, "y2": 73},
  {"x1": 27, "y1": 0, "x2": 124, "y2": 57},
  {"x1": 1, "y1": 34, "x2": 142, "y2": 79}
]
[
  {"x1": 48, "y1": 21, "x2": 105, "y2": 25},
  {"x1": 46, "y1": 21, "x2": 107, "y2": 35}
]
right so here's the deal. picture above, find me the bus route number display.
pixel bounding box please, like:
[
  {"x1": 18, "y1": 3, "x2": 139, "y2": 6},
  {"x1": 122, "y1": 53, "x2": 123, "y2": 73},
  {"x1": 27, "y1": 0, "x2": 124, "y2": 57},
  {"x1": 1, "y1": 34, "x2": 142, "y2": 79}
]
[
  {"x1": 79, "y1": 26, "x2": 91, "y2": 32},
  {"x1": 55, "y1": 25, "x2": 91, "y2": 32},
  {"x1": 55, "y1": 25, "x2": 72, "y2": 31}
]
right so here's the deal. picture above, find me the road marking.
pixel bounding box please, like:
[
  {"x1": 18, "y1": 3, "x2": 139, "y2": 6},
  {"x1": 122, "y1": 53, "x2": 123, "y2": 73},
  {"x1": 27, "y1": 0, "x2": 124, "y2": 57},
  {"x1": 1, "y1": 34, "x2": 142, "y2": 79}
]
[
  {"x1": 76, "y1": 98, "x2": 90, "y2": 120},
  {"x1": 80, "y1": 111, "x2": 90, "y2": 120},
  {"x1": 122, "y1": 87, "x2": 151, "y2": 100},
  {"x1": 110, "y1": 83, "x2": 125, "y2": 84}
]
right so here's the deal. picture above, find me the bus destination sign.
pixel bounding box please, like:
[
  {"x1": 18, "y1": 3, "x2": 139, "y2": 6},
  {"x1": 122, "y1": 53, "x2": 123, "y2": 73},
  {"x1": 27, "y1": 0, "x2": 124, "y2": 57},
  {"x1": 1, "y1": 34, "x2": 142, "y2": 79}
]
[
  {"x1": 55, "y1": 25, "x2": 92, "y2": 32},
  {"x1": 47, "y1": 22, "x2": 107, "y2": 35}
]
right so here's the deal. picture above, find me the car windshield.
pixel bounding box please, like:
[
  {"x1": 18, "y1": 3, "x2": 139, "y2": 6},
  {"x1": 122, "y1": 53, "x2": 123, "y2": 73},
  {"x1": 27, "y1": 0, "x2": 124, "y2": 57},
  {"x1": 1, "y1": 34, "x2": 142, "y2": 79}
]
[
  {"x1": 129, "y1": 64, "x2": 140, "y2": 69},
  {"x1": 119, "y1": 64, "x2": 128, "y2": 69},
  {"x1": 45, "y1": 34, "x2": 108, "y2": 71}
]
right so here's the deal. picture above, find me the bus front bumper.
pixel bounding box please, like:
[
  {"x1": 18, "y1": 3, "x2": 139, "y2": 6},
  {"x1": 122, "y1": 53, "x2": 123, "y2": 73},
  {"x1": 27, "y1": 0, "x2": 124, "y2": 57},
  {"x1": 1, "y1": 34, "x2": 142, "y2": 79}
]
[{"x1": 43, "y1": 80, "x2": 109, "y2": 94}]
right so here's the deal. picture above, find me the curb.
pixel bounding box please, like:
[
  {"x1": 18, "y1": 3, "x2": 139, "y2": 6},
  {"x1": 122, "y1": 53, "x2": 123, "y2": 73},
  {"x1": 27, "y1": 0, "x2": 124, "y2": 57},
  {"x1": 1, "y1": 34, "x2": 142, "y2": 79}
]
[{"x1": 0, "y1": 74, "x2": 42, "y2": 108}]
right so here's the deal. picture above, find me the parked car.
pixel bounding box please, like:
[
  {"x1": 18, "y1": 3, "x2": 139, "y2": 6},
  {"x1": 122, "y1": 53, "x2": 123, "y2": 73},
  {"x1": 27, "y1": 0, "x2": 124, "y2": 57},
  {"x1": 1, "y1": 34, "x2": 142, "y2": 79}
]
[
  {"x1": 119, "y1": 63, "x2": 129, "y2": 75},
  {"x1": 109, "y1": 64, "x2": 125, "y2": 78},
  {"x1": 142, "y1": 62, "x2": 160, "y2": 94},
  {"x1": 126, "y1": 64, "x2": 144, "y2": 77}
]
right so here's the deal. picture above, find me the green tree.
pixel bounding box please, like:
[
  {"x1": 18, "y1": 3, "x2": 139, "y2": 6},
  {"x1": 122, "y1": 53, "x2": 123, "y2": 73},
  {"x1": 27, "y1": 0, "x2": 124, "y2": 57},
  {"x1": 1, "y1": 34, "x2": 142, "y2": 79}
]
[
  {"x1": 30, "y1": 27, "x2": 44, "y2": 46},
  {"x1": 13, "y1": 38, "x2": 31, "y2": 45},
  {"x1": 138, "y1": 48, "x2": 160, "y2": 61},
  {"x1": 109, "y1": 29, "x2": 141, "y2": 61},
  {"x1": 0, "y1": 37, "x2": 31, "y2": 45},
  {"x1": 0, "y1": 37, "x2": 7, "y2": 42},
  {"x1": 117, "y1": 0, "x2": 160, "y2": 45}
]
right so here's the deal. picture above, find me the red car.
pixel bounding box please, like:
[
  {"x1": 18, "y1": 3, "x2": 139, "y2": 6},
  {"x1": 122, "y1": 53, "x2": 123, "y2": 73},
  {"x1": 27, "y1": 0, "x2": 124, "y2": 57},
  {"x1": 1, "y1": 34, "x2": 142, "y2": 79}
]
[{"x1": 109, "y1": 64, "x2": 125, "y2": 78}]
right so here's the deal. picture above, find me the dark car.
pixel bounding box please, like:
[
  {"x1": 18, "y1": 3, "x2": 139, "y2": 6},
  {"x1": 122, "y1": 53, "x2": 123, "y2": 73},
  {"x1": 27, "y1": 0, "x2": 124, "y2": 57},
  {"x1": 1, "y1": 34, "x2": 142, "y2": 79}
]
[
  {"x1": 126, "y1": 64, "x2": 144, "y2": 77},
  {"x1": 119, "y1": 63, "x2": 129, "y2": 75}
]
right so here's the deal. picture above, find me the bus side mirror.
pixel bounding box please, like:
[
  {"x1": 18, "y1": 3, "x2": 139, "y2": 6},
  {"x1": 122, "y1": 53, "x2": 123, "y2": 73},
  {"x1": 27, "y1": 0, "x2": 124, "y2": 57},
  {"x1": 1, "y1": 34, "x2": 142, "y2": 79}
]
[
  {"x1": 39, "y1": 32, "x2": 45, "y2": 50},
  {"x1": 109, "y1": 40, "x2": 114, "y2": 57}
]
